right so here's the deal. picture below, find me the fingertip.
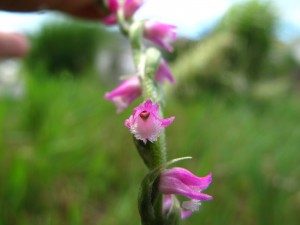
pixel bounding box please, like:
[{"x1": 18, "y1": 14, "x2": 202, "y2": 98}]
[{"x1": 0, "y1": 32, "x2": 29, "y2": 58}]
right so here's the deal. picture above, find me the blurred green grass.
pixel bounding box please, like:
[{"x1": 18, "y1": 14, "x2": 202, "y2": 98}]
[{"x1": 1, "y1": 74, "x2": 300, "y2": 225}]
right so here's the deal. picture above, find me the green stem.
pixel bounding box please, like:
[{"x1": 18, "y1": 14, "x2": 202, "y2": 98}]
[
  {"x1": 127, "y1": 22, "x2": 167, "y2": 170},
  {"x1": 117, "y1": 11, "x2": 169, "y2": 225}
]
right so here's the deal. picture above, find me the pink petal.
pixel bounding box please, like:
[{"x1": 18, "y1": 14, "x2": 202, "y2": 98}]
[
  {"x1": 155, "y1": 59, "x2": 175, "y2": 84},
  {"x1": 159, "y1": 176, "x2": 213, "y2": 201},
  {"x1": 144, "y1": 21, "x2": 177, "y2": 52},
  {"x1": 124, "y1": 0, "x2": 144, "y2": 18},
  {"x1": 162, "y1": 195, "x2": 173, "y2": 215},
  {"x1": 163, "y1": 168, "x2": 212, "y2": 190},
  {"x1": 105, "y1": 76, "x2": 141, "y2": 113},
  {"x1": 160, "y1": 116, "x2": 175, "y2": 127},
  {"x1": 181, "y1": 209, "x2": 193, "y2": 219},
  {"x1": 102, "y1": 15, "x2": 117, "y2": 25},
  {"x1": 107, "y1": 0, "x2": 119, "y2": 13}
]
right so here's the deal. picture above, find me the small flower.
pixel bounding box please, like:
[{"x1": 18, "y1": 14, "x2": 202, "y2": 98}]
[
  {"x1": 123, "y1": 0, "x2": 144, "y2": 19},
  {"x1": 105, "y1": 76, "x2": 141, "y2": 113},
  {"x1": 102, "y1": 0, "x2": 119, "y2": 25},
  {"x1": 125, "y1": 99, "x2": 174, "y2": 143},
  {"x1": 106, "y1": 0, "x2": 119, "y2": 12},
  {"x1": 144, "y1": 21, "x2": 177, "y2": 52},
  {"x1": 160, "y1": 167, "x2": 212, "y2": 218},
  {"x1": 155, "y1": 59, "x2": 175, "y2": 85},
  {"x1": 102, "y1": 0, "x2": 144, "y2": 24}
]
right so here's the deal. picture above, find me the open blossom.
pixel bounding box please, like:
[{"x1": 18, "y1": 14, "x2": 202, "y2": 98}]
[
  {"x1": 144, "y1": 21, "x2": 177, "y2": 52},
  {"x1": 125, "y1": 99, "x2": 174, "y2": 143},
  {"x1": 160, "y1": 167, "x2": 212, "y2": 218},
  {"x1": 155, "y1": 59, "x2": 175, "y2": 85},
  {"x1": 105, "y1": 76, "x2": 141, "y2": 113}
]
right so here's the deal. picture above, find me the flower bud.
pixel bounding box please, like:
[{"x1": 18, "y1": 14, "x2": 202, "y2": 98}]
[
  {"x1": 105, "y1": 76, "x2": 141, "y2": 113},
  {"x1": 155, "y1": 59, "x2": 175, "y2": 85},
  {"x1": 124, "y1": 0, "x2": 144, "y2": 19},
  {"x1": 144, "y1": 21, "x2": 177, "y2": 52}
]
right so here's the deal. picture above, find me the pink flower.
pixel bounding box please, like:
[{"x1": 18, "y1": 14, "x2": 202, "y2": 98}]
[
  {"x1": 144, "y1": 21, "x2": 177, "y2": 52},
  {"x1": 105, "y1": 76, "x2": 141, "y2": 113},
  {"x1": 123, "y1": 0, "x2": 144, "y2": 19},
  {"x1": 106, "y1": 0, "x2": 119, "y2": 12},
  {"x1": 125, "y1": 99, "x2": 175, "y2": 143},
  {"x1": 160, "y1": 167, "x2": 212, "y2": 218},
  {"x1": 105, "y1": 62, "x2": 173, "y2": 113},
  {"x1": 102, "y1": 0, "x2": 144, "y2": 24},
  {"x1": 155, "y1": 59, "x2": 175, "y2": 85},
  {"x1": 102, "y1": 0, "x2": 119, "y2": 25}
]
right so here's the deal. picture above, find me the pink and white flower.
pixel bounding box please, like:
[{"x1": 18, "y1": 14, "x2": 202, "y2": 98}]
[
  {"x1": 123, "y1": 0, "x2": 144, "y2": 19},
  {"x1": 144, "y1": 21, "x2": 177, "y2": 52},
  {"x1": 104, "y1": 76, "x2": 141, "y2": 113},
  {"x1": 125, "y1": 99, "x2": 175, "y2": 143},
  {"x1": 160, "y1": 167, "x2": 212, "y2": 219},
  {"x1": 102, "y1": 0, "x2": 144, "y2": 24}
]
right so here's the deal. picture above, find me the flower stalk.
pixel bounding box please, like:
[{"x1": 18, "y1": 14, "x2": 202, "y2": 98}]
[
  {"x1": 127, "y1": 19, "x2": 168, "y2": 171},
  {"x1": 102, "y1": 1, "x2": 212, "y2": 224}
]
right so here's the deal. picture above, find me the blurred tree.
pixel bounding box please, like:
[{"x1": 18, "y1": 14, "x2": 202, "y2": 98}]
[
  {"x1": 217, "y1": 0, "x2": 278, "y2": 81},
  {"x1": 171, "y1": 0, "x2": 299, "y2": 100},
  {"x1": 24, "y1": 14, "x2": 114, "y2": 77}
]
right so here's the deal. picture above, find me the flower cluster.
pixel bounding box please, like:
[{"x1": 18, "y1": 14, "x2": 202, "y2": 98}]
[
  {"x1": 105, "y1": 59, "x2": 174, "y2": 113},
  {"x1": 103, "y1": 0, "x2": 176, "y2": 51},
  {"x1": 104, "y1": 0, "x2": 177, "y2": 144}
]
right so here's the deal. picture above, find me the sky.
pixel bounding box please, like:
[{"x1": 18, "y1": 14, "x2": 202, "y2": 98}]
[{"x1": 0, "y1": 0, "x2": 299, "y2": 41}]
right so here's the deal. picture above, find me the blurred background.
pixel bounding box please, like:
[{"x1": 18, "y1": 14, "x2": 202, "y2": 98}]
[{"x1": 1, "y1": 0, "x2": 300, "y2": 224}]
